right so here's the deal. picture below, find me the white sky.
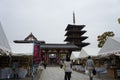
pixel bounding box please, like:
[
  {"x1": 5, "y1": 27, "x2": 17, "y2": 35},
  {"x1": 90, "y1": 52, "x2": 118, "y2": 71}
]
[{"x1": 0, "y1": 0, "x2": 120, "y2": 55}]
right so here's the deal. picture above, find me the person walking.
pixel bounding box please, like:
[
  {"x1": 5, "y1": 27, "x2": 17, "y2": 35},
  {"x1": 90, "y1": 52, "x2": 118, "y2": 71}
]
[
  {"x1": 63, "y1": 55, "x2": 72, "y2": 80},
  {"x1": 85, "y1": 56, "x2": 95, "y2": 80},
  {"x1": 60, "y1": 60, "x2": 63, "y2": 69},
  {"x1": 43, "y1": 61, "x2": 47, "y2": 69},
  {"x1": 12, "y1": 60, "x2": 19, "y2": 78}
]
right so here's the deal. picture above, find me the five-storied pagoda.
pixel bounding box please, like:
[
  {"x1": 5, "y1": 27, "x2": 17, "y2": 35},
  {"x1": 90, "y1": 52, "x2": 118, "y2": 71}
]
[{"x1": 64, "y1": 12, "x2": 89, "y2": 50}]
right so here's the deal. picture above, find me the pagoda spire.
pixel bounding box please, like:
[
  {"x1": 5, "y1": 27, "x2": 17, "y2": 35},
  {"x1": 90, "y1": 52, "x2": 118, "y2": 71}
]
[{"x1": 73, "y1": 11, "x2": 76, "y2": 24}]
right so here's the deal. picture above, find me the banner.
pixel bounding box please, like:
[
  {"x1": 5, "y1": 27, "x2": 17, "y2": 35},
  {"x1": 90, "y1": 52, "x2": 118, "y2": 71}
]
[{"x1": 33, "y1": 43, "x2": 42, "y2": 64}]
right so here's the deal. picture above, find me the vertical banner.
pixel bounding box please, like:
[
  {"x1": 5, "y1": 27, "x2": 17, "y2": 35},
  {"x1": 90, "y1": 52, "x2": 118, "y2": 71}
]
[{"x1": 33, "y1": 43, "x2": 42, "y2": 65}]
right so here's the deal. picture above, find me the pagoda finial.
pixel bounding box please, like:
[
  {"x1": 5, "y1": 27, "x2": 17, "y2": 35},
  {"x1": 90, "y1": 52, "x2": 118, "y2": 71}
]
[{"x1": 73, "y1": 11, "x2": 75, "y2": 24}]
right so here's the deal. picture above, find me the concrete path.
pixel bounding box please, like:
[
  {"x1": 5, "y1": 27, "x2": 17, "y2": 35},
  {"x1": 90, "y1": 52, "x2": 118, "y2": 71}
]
[{"x1": 39, "y1": 67, "x2": 100, "y2": 80}]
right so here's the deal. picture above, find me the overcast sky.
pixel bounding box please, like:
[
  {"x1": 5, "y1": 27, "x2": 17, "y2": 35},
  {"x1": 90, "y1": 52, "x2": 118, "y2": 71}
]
[{"x1": 0, "y1": 0, "x2": 120, "y2": 55}]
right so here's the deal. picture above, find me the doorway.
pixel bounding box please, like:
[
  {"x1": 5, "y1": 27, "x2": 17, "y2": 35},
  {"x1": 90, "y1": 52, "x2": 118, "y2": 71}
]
[{"x1": 48, "y1": 53, "x2": 57, "y2": 65}]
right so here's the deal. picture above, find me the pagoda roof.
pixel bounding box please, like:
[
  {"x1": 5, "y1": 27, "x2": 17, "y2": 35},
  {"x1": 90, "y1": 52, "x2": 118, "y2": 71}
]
[
  {"x1": 14, "y1": 40, "x2": 45, "y2": 44},
  {"x1": 74, "y1": 42, "x2": 90, "y2": 47},
  {"x1": 64, "y1": 36, "x2": 88, "y2": 41},
  {"x1": 64, "y1": 30, "x2": 87, "y2": 36},
  {"x1": 65, "y1": 24, "x2": 85, "y2": 31},
  {"x1": 13, "y1": 41, "x2": 80, "y2": 50}
]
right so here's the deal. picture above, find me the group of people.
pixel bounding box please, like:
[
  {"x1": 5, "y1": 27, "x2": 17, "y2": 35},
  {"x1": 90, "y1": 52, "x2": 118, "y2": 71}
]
[{"x1": 62, "y1": 55, "x2": 95, "y2": 80}]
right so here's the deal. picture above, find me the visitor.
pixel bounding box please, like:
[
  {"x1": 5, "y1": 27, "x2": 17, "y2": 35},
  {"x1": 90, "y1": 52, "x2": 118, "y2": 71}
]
[
  {"x1": 12, "y1": 60, "x2": 19, "y2": 78},
  {"x1": 85, "y1": 56, "x2": 95, "y2": 80},
  {"x1": 43, "y1": 61, "x2": 47, "y2": 69},
  {"x1": 63, "y1": 55, "x2": 72, "y2": 80},
  {"x1": 60, "y1": 60, "x2": 63, "y2": 68}
]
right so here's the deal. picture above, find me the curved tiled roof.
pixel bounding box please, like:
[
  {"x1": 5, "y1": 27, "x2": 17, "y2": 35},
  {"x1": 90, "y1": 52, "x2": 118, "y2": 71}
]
[{"x1": 40, "y1": 43, "x2": 80, "y2": 51}]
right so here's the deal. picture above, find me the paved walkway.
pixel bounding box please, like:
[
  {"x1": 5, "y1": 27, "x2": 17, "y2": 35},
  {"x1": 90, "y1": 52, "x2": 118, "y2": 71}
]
[{"x1": 39, "y1": 67, "x2": 100, "y2": 80}]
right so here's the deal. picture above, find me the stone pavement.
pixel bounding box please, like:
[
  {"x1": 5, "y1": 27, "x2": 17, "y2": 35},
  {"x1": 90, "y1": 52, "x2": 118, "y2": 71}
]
[{"x1": 39, "y1": 67, "x2": 100, "y2": 80}]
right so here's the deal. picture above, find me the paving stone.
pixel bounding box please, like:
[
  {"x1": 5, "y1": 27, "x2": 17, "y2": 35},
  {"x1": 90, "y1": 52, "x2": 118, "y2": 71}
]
[{"x1": 39, "y1": 67, "x2": 100, "y2": 80}]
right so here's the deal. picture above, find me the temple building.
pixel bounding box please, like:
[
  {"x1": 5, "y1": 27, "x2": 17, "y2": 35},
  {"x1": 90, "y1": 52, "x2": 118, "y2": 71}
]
[
  {"x1": 14, "y1": 13, "x2": 89, "y2": 65},
  {"x1": 14, "y1": 33, "x2": 79, "y2": 65},
  {"x1": 14, "y1": 28, "x2": 89, "y2": 65}
]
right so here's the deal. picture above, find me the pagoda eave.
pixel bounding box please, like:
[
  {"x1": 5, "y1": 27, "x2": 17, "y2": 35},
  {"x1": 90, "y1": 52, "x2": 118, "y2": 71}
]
[
  {"x1": 64, "y1": 36, "x2": 88, "y2": 41},
  {"x1": 14, "y1": 40, "x2": 45, "y2": 44},
  {"x1": 75, "y1": 43, "x2": 90, "y2": 47},
  {"x1": 64, "y1": 30, "x2": 87, "y2": 36},
  {"x1": 65, "y1": 24, "x2": 85, "y2": 31}
]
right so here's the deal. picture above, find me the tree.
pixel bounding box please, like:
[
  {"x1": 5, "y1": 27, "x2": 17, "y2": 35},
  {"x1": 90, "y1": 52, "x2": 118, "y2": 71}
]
[
  {"x1": 97, "y1": 31, "x2": 115, "y2": 48},
  {"x1": 118, "y1": 18, "x2": 120, "y2": 24}
]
